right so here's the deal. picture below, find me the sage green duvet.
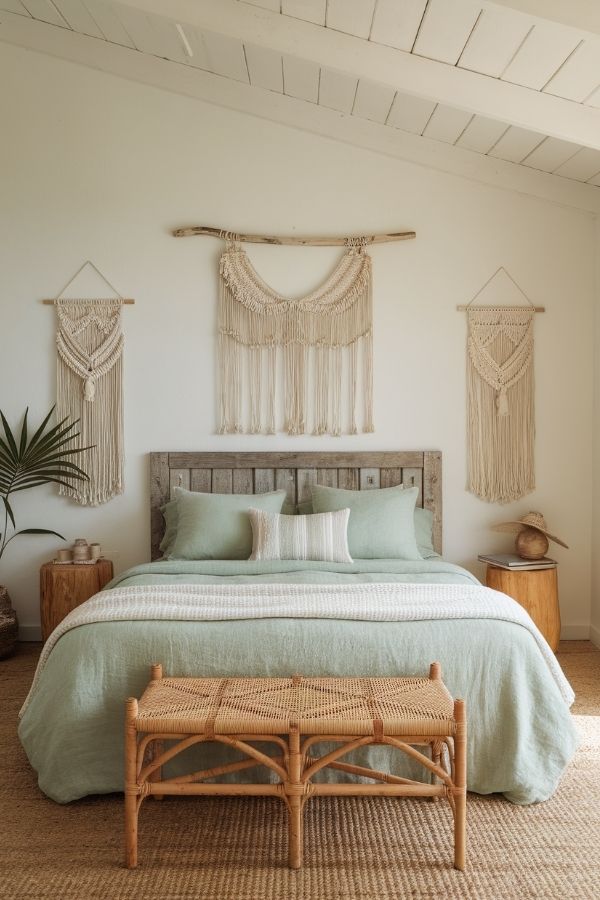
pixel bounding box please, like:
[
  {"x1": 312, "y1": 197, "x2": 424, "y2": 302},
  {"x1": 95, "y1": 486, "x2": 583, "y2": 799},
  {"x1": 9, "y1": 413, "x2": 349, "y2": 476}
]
[{"x1": 18, "y1": 559, "x2": 577, "y2": 805}]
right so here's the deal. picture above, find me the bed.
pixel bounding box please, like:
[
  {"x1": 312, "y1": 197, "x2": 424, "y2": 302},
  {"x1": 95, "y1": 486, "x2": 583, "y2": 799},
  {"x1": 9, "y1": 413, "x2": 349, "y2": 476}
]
[{"x1": 19, "y1": 451, "x2": 577, "y2": 805}]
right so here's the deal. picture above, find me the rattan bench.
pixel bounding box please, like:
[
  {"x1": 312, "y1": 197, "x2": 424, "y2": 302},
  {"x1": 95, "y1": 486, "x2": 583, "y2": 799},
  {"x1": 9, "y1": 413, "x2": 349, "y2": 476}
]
[{"x1": 124, "y1": 663, "x2": 466, "y2": 870}]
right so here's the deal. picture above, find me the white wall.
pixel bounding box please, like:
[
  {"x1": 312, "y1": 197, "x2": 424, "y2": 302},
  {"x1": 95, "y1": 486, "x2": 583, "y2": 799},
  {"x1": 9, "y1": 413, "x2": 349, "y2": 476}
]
[
  {"x1": 0, "y1": 43, "x2": 596, "y2": 639},
  {"x1": 592, "y1": 219, "x2": 600, "y2": 649}
]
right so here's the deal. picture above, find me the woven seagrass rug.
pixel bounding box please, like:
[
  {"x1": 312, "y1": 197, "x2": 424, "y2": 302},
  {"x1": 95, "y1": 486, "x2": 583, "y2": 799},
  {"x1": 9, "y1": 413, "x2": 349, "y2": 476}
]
[{"x1": 1, "y1": 642, "x2": 599, "y2": 900}]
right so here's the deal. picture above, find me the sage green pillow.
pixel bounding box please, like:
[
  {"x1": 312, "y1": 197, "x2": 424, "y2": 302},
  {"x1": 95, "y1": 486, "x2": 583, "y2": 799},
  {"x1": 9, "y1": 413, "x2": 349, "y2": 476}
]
[
  {"x1": 168, "y1": 488, "x2": 286, "y2": 560},
  {"x1": 298, "y1": 495, "x2": 437, "y2": 557},
  {"x1": 310, "y1": 483, "x2": 421, "y2": 560},
  {"x1": 414, "y1": 507, "x2": 438, "y2": 559},
  {"x1": 159, "y1": 500, "x2": 178, "y2": 557}
]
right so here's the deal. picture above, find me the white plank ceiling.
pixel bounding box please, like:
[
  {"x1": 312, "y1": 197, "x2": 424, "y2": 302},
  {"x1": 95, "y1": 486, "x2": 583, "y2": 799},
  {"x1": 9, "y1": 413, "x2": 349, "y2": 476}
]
[{"x1": 2, "y1": 0, "x2": 600, "y2": 190}]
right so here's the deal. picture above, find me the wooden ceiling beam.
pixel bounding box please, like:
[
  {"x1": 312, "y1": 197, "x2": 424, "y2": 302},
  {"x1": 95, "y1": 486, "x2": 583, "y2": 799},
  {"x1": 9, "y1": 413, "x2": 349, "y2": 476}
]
[
  {"x1": 116, "y1": 0, "x2": 600, "y2": 151},
  {"x1": 1, "y1": 14, "x2": 599, "y2": 214},
  {"x1": 485, "y1": 1, "x2": 600, "y2": 39}
]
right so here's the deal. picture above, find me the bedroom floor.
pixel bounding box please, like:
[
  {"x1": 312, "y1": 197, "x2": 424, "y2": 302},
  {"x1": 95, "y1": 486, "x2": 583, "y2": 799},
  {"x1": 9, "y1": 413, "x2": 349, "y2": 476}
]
[{"x1": 1, "y1": 642, "x2": 599, "y2": 900}]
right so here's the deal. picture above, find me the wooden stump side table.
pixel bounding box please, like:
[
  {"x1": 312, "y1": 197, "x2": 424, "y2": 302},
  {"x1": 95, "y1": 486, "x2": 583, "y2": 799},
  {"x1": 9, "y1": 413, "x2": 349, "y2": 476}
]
[
  {"x1": 485, "y1": 564, "x2": 560, "y2": 651},
  {"x1": 40, "y1": 559, "x2": 114, "y2": 641}
]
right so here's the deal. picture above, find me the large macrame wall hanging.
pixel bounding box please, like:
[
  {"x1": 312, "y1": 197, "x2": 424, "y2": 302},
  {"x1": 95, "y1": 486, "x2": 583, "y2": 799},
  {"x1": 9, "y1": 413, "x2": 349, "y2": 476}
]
[
  {"x1": 217, "y1": 239, "x2": 374, "y2": 436},
  {"x1": 459, "y1": 267, "x2": 543, "y2": 504},
  {"x1": 45, "y1": 262, "x2": 134, "y2": 506}
]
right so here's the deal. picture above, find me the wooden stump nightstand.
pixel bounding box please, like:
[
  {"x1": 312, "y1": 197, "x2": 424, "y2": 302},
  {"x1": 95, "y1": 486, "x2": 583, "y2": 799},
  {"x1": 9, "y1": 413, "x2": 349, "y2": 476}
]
[
  {"x1": 485, "y1": 564, "x2": 560, "y2": 651},
  {"x1": 40, "y1": 559, "x2": 114, "y2": 641}
]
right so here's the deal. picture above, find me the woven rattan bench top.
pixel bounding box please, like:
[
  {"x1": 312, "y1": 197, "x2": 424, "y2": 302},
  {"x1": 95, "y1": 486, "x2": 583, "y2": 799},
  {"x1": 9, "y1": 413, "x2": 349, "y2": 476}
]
[{"x1": 135, "y1": 675, "x2": 456, "y2": 737}]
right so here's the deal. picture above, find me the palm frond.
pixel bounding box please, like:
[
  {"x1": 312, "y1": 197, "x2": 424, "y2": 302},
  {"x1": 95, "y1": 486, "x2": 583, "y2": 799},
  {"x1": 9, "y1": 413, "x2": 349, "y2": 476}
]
[
  {"x1": 0, "y1": 412, "x2": 18, "y2": 463},
  {"x1": 0, "y1": 444, "x2": 15, "y2": 467},
  {"x1": 0, "y1": 437, "x2": 16, "y2": 467},
  {"x1": 14, "y1": 458, "x2": 89, "y2": 478},
  {"x1": 13, "y1": 457, "x2": 90, "y2": 483},
  {"x1": 0, "y1": 458, "x2": 15, "y2": 483},
  {"x1": 2, "y1": 497, "x2": 15, "y2": 529},
  {"x1": 22, "y1": 417, "x2": 79, "y2": 464},
  {"x1": 14, "y1": 528, "x2": 66, "y2": 539},
  {"x1": 18, "y1": 408, "x2": 28, "y2": 458},
  {"x1": 10, "y1": 478, "x2": 78, "y2": 493},
  {"x1": 24, "y1": 405, "x2": 56, "y2": 455},
  {"x1": 12, "y1": 469, "x2": 88, "y2": 487},
  {"x1": 25, "y1": 435, "x2": 89, "y2": 468}
]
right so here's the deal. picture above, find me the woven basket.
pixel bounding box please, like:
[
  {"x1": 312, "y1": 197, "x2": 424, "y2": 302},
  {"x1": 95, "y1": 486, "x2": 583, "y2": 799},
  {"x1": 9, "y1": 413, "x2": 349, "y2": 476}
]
[{"x1": 0, "y1": 586, "x2": 18, "y2": 659}]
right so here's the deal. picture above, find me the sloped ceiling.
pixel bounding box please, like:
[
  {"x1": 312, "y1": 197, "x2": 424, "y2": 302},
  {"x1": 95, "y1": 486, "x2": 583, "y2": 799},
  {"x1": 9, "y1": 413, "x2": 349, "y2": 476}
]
[{"x1": 2, "y1": 0, "x2": 600, "y2": 210}]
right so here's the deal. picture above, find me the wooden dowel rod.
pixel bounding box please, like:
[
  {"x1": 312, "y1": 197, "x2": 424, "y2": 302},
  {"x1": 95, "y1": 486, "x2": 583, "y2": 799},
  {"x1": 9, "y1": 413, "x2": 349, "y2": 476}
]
[
  {"x1": 311, "y1": 783, "x2": 445, "y2": 797},
  {"x1": 456, "y1": 305, "x2": 544, "y2": 312},
  {"x1": 172, "y1": 225, "x2": 415, "y2": 245},
  {"x1": 147, "y1": 783, "x2": 282, "y2": 796},
  {"x1": 42, "y1": 299, "x2": 135, "y2": 304}
]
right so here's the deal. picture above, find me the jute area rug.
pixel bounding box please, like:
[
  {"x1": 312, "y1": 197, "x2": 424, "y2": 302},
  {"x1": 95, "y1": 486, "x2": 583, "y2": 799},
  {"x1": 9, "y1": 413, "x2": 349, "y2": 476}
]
[{"x1": 1, "y1": 642, "x2": 599, "y2": 900}]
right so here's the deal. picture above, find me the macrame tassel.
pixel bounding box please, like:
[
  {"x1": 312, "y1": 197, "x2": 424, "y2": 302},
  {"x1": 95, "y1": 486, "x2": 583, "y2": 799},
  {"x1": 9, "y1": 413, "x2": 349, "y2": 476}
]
[
  {"x1": 55, "y1": 299, "x2": 124, "y2": 506},
  {"x1": 497, "y1": 388, "x2": 508, "y2": 416},
  {"x1": 84, "y1": 376, "x2": 96, "y2": 402},
  {"x1": 467, "y1": 308, "x2": 535, "y2": 503}
]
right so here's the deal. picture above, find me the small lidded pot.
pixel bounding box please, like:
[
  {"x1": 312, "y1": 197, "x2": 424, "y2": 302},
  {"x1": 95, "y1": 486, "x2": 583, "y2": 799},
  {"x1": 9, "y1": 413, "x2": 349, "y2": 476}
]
[{"x1": 72, "y1": 538, "x2": 91, "y2": 563}]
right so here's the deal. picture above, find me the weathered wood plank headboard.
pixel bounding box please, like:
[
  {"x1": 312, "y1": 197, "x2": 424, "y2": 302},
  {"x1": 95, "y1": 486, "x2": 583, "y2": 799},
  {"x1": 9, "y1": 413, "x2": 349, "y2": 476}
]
[{"x1": 150, "y1": 451, "x2": 442, "y2": 561}]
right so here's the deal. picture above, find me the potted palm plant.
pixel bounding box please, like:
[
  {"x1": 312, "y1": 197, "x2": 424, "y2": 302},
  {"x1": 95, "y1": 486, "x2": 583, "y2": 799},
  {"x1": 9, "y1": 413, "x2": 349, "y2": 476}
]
[{"x1": 0, "y1": 407, "x2": 90, "y2": 657}]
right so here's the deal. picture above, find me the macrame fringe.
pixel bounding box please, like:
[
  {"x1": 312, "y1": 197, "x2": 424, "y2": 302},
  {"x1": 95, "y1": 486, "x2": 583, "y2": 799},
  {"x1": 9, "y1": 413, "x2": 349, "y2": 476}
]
[
  {"x1": 218, "y1": 246, "x2": 374, "y2": 435},
  {"x1": 56, "y1": 299, "x2": 124, "y2": 506},
  {"x1": 466, "y1": 308, "x2": 535, "y2": 503}
]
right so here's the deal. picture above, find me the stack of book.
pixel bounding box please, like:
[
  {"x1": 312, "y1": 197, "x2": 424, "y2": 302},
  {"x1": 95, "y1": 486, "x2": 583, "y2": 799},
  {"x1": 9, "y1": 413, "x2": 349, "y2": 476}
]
[{"x1": 477, "y1": 553, "x2": 557, "y2": 571}]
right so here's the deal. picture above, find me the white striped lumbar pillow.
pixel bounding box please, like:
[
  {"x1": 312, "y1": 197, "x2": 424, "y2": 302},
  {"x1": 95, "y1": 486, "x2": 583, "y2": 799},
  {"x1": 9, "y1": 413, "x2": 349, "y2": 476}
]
[{"x1": 248, "y1": 507, "x2": 353, "y2": 563}]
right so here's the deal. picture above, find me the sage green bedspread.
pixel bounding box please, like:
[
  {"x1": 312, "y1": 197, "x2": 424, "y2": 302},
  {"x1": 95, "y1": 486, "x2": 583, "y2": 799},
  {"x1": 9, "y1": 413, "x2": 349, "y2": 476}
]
[{"x1": 18, "y1": 559, "x2": 577, "y2": 805}]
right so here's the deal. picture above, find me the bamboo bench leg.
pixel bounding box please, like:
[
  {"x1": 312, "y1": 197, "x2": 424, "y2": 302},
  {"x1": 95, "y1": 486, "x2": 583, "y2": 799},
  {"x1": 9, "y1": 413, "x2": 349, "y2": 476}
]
[
  {"x1": 125, "y1": 698, "x2": 139, "y2": 869},
  {"x1": 429, "y1": 665, "x2": 443, "y2": 803},
  {"x1": 149, "y1": 664, "x2": 164, "y2": 800},
  {"x1": 453, "y1": 699, "x2": 467, "y2": 871},
  {"x1": 287, "y1": 724, "x2": 304, "y2": 869},
  {"x1": 289, "y1": 797, "x2": 303, "y2": 869}
]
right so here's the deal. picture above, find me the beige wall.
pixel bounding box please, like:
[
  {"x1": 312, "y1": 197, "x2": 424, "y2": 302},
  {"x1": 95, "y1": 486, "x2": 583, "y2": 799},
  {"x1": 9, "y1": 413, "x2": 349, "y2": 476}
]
[
  {"x1": 592, "y1": 219, "x2": 600, "y2": 648},
  {"x1": 0, "y1": 43, "x2": 596, "y2": 639}
]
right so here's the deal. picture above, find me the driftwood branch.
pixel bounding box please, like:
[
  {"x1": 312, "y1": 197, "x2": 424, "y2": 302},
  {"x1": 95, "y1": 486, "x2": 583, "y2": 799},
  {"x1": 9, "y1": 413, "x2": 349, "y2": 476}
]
[{"x1": 172, "y1": 225, "x2": 416, "y2": 245}]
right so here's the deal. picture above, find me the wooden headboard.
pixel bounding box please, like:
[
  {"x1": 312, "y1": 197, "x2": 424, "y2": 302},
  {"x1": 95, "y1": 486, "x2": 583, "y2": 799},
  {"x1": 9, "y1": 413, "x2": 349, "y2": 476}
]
[{"x1": 150, "y1": 451, "x2": 442, "y2": 561}]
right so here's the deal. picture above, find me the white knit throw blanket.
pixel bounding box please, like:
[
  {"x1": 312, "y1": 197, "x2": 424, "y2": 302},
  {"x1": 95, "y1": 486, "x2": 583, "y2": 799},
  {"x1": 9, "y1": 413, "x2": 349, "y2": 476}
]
[
  {"x1": 20, "y1": 582, "x2": 573, "y2": 716},
  {"x1": 218, "y1": 244, "x2": 374, "y2": 436},
  {"x1": 56, "y1": 299, "x2": 124, "y2": 505},
  {"x1": 467, "y1": 307, "x2": 535, "y2": 504}
]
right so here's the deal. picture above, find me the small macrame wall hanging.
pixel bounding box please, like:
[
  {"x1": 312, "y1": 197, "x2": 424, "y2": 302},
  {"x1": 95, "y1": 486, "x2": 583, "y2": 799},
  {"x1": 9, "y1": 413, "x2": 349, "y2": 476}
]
[
  {"x1": 218, "y1": 238, "x2": 373, "y2": 435},
  {"x1": 44, "y1": 261, "x2": 135, "y2": 506},
  {"x1": 458, "y1": 267, "x2": 544, "y2": 504}
]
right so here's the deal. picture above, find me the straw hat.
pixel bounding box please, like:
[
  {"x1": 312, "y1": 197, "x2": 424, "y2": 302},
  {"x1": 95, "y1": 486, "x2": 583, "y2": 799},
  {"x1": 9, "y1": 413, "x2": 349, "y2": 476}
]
[{"x1": 493, "y1": 512, "x2": 568, "y2": 548}]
